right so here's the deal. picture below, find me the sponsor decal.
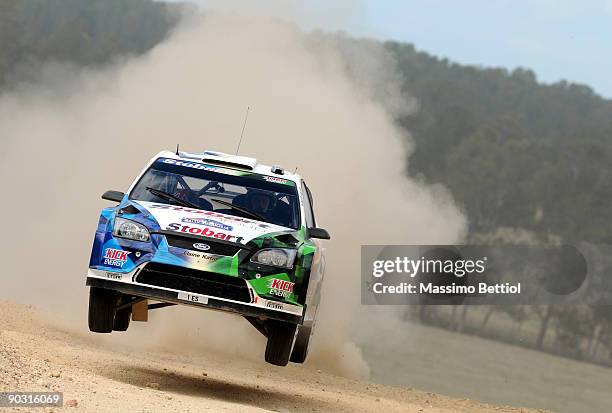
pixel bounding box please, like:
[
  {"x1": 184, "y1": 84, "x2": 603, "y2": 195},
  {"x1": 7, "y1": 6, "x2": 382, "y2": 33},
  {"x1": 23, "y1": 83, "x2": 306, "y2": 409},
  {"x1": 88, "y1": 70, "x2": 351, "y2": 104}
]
[
  {"x1": 184, "y1": 251, "x2": 219, "y2": 261},
  {"x1": 103, "y1": 248, "x2": 130, "y2": 267},
  {"x1": 150, "y1": 204, "x2": 262, "y2": 225},
  {"x1": 265, "y1": 301, "x2": 284, "y2": 310},
  {"x1": 106, "y1": 272, "x2": 123, "y2": 280},
  {"x1": 161, "y1": 158, "x2": 219, "y2": 172},
  {"x1": 268, "y1": 278, "x2": 295, "y2": 298},
  {"x1": 166, "y1": 223, "x2": 244, "y2": 243},
  {"x1": 159, "y1": 158, "x2": 245, "y2": 177},
  {"x1": 263, "y1": 176, "x2": 288, "y2": 184},
  {"x1": 181, "y1": 217, "x2": 233, "y2": 231},
  {"x1": 147, "y1": 204, "x2": 273, "y2": 231},
  {"x1": 192, "y1": 243, "x2": 211, "y2": 251}
]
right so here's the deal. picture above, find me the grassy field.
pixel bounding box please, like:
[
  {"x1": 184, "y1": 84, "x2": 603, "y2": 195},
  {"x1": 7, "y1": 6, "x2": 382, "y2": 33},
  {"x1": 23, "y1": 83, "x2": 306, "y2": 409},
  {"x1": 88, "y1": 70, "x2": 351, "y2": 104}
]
[{"x1": 355, "y1": 320, "x2": 612, "y2": 413}]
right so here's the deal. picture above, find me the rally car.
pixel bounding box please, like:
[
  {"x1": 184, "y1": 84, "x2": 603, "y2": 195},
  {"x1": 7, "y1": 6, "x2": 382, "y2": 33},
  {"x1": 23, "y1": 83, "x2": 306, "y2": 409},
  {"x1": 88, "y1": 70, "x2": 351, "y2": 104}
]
[{"x1": 86, "y1": 149, "x2": 329, "y2": 366}]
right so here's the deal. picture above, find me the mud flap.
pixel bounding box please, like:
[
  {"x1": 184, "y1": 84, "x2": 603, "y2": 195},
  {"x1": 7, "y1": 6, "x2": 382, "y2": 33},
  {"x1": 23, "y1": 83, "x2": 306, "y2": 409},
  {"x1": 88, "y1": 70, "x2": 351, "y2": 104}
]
[{"x1": 132, "y1": 299, "x2": 148, "y2": 321}]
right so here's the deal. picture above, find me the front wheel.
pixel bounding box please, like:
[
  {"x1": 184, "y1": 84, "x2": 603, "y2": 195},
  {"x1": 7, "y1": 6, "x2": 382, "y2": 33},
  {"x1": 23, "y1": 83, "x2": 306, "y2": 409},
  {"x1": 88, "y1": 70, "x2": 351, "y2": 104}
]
[
  {"x1": 88, "y1": 287, "x2": 116, "y2": 333},
  {"x1": 265, "y1": 320, "x2": 297, "y2": 366},
  {"x1": 113, "y1": 306, "x2": 131, "y2": 331}
]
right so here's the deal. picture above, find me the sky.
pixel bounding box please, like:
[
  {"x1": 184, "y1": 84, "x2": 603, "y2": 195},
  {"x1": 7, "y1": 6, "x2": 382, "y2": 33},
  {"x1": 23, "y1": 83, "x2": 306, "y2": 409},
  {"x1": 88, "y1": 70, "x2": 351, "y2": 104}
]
[{"x1": 189, "y1": 0, "x2": 612, "y2": 98}]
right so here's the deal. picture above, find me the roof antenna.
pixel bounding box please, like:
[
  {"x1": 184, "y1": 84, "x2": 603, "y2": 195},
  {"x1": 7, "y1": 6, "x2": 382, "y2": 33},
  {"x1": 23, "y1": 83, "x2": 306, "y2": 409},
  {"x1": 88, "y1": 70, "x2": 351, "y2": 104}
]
[
  {"x1": 294, "y1": 167, "x2": 298, "y2": 174},
  {"x1": 176, "y1": 144, "x2": 180, "y2": 156},
  {"x1": 235, "y1": 106, "x2": 250, "y2": 155}
]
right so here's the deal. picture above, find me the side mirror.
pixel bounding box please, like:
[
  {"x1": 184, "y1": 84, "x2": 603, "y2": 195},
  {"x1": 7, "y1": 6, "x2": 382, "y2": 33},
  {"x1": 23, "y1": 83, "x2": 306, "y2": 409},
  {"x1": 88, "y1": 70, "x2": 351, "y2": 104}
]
[
  {"x1": 308, "y1": 227, "x2": 330, "y2": 240},
  {"x1": 102, "y1": 190, "x2": 125, "y2": 203}
]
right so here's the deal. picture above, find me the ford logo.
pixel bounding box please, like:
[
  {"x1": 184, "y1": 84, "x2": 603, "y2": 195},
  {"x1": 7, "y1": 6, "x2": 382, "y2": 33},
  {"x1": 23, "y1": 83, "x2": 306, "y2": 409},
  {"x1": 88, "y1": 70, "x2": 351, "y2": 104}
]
[{"x1": 192, "y1": 243, "x2": 211, "y2": 251}]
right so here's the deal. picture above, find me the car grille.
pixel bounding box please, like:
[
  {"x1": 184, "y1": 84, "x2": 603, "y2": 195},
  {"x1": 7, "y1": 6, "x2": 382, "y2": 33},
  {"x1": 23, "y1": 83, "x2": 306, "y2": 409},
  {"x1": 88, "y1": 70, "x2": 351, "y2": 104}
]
[
  {"x1": 136, "y1": 262, "x2": 252, "y2": 303},
  {"x1": 164, "y1": 234, "x2": 242, "y2": 256}
]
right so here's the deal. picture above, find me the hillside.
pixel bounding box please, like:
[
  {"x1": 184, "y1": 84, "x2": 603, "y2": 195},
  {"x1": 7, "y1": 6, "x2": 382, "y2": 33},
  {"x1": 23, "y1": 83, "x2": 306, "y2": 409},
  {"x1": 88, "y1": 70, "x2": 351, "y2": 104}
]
[{"x1": 2, "y1": 0, "x2": 612, "y2": 242}]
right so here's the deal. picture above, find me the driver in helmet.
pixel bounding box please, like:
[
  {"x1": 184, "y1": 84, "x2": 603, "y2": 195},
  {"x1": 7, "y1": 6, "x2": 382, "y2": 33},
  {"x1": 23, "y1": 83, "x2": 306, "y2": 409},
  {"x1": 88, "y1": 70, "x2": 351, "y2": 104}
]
[
  {"x1": 174, "y1": 184, "x2": 212, "y2": 210},
  {"x1": 244, "y1": 189, "x2": 276, "y2": 218}
]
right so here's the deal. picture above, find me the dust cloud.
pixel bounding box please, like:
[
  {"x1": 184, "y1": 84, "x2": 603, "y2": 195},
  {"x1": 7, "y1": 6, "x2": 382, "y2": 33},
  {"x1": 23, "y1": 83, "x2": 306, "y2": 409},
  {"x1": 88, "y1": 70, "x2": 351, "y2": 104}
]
[{"x1": 0, "y1": 10, "x2": 465, "y2": 378}]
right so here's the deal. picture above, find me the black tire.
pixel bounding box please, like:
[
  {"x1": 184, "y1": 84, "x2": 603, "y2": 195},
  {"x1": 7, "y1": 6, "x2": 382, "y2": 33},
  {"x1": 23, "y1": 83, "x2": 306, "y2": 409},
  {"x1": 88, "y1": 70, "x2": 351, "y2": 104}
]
[
  {"x1": 113, "y1": 306, "x2": 131, "y2": 331},
  {"x1": 289, "y1": 325, "x2": 312, "y2": 363},
  {"x1": 265, "y1": 320, "x2": 297, "y2": 366},
  {"x1": 88, "y1": 287, "x2": 116, "y2": 333}
]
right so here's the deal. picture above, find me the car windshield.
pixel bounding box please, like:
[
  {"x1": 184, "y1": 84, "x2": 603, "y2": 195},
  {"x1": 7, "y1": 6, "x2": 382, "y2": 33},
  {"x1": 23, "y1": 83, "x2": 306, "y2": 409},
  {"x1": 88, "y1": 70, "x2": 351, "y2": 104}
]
[{"x1": 129, "y1": 158, "x2": 301, "y2": 229}]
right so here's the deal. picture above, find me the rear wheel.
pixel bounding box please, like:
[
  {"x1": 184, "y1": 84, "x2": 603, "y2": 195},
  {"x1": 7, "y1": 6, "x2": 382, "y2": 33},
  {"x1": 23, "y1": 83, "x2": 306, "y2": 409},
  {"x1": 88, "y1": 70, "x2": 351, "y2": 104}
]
[
  {"x1": 291, "y1": 289, "x2": 320, "y2": 364},
  {"x1": 88, "y1": 287, "x2": 116, "y2": 333},
  {"x1": 289, "y1": 325, "x2": 312, "y2": 363},
  {"x1": 265, "y1": 320, "x2": 297, "y2": 366}
]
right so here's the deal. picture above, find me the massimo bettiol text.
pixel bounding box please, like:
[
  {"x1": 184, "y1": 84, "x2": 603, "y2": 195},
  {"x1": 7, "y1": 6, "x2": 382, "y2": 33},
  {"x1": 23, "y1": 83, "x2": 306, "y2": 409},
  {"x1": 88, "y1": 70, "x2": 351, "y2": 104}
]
[
  {"x1": 361, "y1": 245, "x2": 599, "y2": 305},
  {"x1": 371, "y1": 255, "x2": 520, "y2": 295}
]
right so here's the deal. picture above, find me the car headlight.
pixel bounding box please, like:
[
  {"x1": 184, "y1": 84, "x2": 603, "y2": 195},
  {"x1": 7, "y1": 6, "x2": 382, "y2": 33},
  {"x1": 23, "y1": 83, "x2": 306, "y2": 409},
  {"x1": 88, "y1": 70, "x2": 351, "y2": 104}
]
[
  {"x1": 113, "y1": 217, "x2": 150, "y2": 242},
  {"x1": 250, "y1": 248, "x2": 297, "y2": 269}
]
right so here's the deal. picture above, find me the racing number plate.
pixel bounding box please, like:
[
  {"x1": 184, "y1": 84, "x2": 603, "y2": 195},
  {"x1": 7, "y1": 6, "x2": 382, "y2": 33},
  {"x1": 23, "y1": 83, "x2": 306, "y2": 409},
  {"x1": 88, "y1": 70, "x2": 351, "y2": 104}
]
[{"x1": 177, "y1": 292, "x2": 209, "y2": 304}]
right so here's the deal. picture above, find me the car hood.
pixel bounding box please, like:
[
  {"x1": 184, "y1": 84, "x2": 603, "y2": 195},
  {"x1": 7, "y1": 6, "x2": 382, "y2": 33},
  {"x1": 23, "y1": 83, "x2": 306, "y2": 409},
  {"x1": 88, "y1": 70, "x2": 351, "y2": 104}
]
[{"x1": 133, "y1": 201, "x2": 293, "y2": 245}]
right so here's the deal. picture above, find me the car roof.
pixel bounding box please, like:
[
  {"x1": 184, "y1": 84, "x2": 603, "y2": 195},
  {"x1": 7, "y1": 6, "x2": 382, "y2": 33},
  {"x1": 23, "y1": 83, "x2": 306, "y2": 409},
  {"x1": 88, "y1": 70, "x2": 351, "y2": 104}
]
[{"x1": 152, "y1": 149, "x2": 303, "y2": 185}]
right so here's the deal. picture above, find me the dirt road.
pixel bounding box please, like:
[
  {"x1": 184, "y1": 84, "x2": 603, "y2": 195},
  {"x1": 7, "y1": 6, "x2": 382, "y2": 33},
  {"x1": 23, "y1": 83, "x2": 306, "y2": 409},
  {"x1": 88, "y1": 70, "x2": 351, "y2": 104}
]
[{"x1": 0, "y1": 301, "x2": 547, "y2": 412}]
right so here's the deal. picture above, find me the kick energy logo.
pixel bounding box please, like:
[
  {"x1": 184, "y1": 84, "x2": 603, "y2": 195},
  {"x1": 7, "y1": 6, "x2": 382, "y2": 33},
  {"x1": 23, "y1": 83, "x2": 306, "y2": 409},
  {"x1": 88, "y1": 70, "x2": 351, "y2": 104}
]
[
  {"x1": 103, "y1": 248, "x2": 131, "y2": 267},
  {"x1": 268, "y1": 278, "x2": 294, "y2": 297}
]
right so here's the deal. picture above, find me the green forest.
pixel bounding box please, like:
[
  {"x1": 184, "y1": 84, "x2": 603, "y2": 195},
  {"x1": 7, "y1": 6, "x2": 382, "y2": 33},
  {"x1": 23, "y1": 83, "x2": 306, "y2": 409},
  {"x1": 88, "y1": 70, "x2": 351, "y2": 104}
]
[
  {"x1": 388, "y1": 42, "x2": 612, "y2": 244},
  {"x1": 3, "y1": 0, "x2": 610, "y2": 243},
  {"x1": 2, "y1": 0, "x2": 611, "y2": 364},
  {"x1": 0, "y1": 0, "x2": 182, "y2": 89}
]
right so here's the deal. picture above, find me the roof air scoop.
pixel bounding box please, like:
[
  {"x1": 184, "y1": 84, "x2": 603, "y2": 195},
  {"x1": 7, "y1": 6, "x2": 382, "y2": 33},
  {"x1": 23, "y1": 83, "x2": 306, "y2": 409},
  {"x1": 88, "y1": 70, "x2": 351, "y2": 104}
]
[
  {"x1": 271, "y1": 165, "x2": 284, "y2": 175},
  {"x1": 201, "y1": 150, "x2": 257, "y2": 170}
]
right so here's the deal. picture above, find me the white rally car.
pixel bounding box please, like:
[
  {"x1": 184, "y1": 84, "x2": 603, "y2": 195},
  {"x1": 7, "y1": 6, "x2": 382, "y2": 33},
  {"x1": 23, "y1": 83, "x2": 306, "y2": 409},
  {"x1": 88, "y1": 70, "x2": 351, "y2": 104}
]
[{"x1": 86, "y1": 150, "x2": 330, "y2": 366}]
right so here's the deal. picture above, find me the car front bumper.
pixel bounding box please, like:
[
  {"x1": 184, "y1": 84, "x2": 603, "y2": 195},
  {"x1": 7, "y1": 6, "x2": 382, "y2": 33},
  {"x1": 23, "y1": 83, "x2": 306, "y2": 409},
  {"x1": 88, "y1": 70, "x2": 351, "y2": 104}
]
[{"x1": 86, "y1": 267, "x2": 304, "y2": 324}]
